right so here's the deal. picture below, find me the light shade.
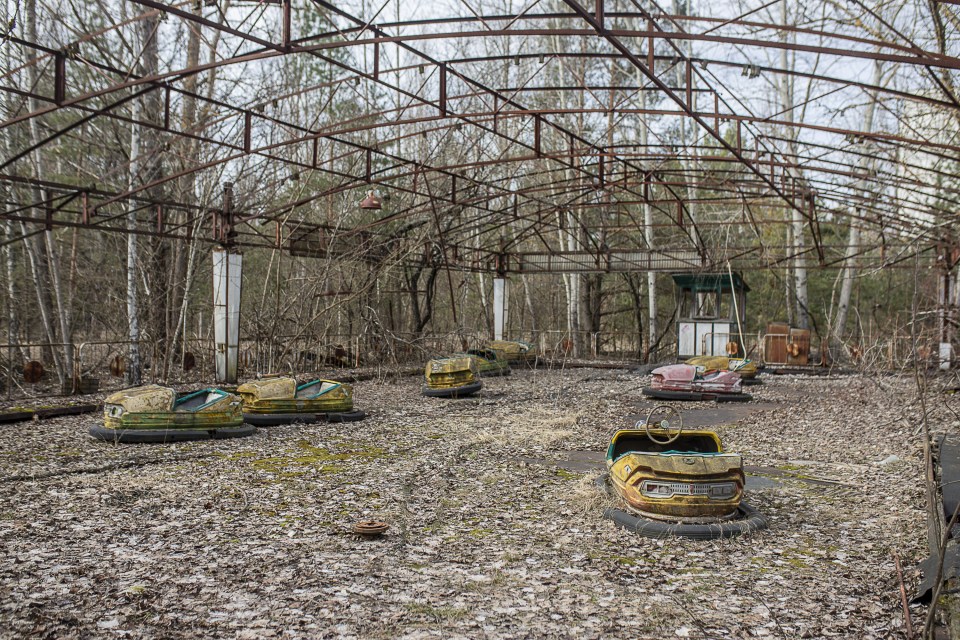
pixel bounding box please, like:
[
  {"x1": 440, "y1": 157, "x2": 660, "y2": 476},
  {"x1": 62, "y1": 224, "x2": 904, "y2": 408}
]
[{"x1": 359, "y1": 190, "x2": 382, "y2": 210}]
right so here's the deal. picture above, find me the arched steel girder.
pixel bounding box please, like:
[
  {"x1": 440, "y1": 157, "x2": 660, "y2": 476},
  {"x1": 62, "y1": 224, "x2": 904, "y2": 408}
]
[{"x1": 298, "y1": 8, "x2": 953, "y2": 70}]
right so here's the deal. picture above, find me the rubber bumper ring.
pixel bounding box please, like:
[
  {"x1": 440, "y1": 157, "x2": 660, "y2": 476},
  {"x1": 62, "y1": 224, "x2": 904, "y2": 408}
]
[
  {"x1": 325, "y1": 409, "x2": 367, "y2": 423},
  {"x1": 422, "y1": 381, "x2": 483, "y2": 398},
  {"x1": 642, "y1": 387, "x2": 752, "y2": 403},
  {"x1": 242, "y1": 413, "x2": 319, "y2": 427},
  {"x1": 596, "y1": 475, "x2": 767, "y2": 540},
  {"x1": 89, "y1": 423, "x2": 256, "y2": 444}
]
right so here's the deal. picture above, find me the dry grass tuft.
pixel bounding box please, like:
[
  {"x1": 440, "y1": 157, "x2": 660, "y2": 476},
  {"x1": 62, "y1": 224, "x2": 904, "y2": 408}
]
[
  {"x1": 471, "y1": 406, "x2": 577, "y2": 447},
  {"x1": 567, "y1": 473, "x2": 618, "y2": 514}
]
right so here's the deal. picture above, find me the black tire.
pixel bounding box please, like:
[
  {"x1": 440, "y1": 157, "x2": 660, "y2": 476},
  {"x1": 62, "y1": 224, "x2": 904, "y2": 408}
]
[
  {"x1": 742, "y1": 378, "x2": 764, "y2": 386},
  {"x1": 243, "y1": 413, "x2": 319, "y2": 427},
  {"x1": 325, "y1": 409, "x2": 367, "y2": 423},
  {"x1": 595, "y1": 474, "x2": 767, "y2": 539},
  {"x1": 422, "y1": 381, "x2": 483, "y2": 398},
  {"x1": 89, "y1": 423, "x2": 256, "y2": 444}
]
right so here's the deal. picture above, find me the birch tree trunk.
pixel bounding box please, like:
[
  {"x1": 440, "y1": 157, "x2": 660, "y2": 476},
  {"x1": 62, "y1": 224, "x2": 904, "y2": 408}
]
[
  {"x1": 832, "y1": 61, "x2": 883, "y2": 346},
  {"x1": 22, "y1": 0, "x2": 66, "y2": 382},
  {"x1": 780, "y1": 0, "x2": 809, "y2": 329},
  {"x1": 638, "y1": 79, "x2": 657, "y2": 361},
  {"x1": 1, "y1": 0, "x2": 19, "y2": 351}
]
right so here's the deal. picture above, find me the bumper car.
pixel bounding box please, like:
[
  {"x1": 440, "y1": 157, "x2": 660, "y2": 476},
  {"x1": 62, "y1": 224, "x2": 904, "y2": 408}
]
[
  {"x1": 601, "y1": 405, "x2": 766, "y2": 539},
  {"x1": 685, "y1": 355, "x2": 761, "y2": 385},
  {"x1": 90, "y1": 385, "x2": 254, "y2": 443},
  {"x1": 236, "y1": 376, "x2": 366, "y2": 426},
  {"x1": 459, "y1": 348, "x2": 511, "y2": 377},
  {"x1": 486, "y1": 340, "x2": 536, "y2": 364},
  {"x1": 423, "y1": 356, "x2": 482, "y2": 398},
  {"x1": 642, "y1": 364, "x2": 751, "y2": 402}
]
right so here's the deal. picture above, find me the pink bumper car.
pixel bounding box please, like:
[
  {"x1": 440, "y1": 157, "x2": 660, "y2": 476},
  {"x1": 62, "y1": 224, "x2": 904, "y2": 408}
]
[{"x1": 642, "y1": 364, "x2": 752, "y2": 402}]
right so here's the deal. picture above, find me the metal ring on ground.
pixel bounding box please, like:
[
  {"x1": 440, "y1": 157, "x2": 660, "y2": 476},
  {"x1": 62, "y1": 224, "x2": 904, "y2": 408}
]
[
  {"x1": 422, "y1": 381, "x2": 483, "y2": 398},
  {"x1": 89, "y1": 423, "x2": 256, "y2": 444},
  {"x1": 595, "y1": 474, "x2": 767, "y2": 540},
  {"x1": 242, "y1": 413, "x2": 320, "y2": 427}
]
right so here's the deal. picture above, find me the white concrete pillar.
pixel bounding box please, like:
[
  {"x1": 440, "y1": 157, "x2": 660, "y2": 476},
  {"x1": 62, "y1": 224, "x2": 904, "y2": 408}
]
[
  {"x1": 493, "y1": 277, "x2": 509, "y2": 340},
  {"x1": 213, "y1": 248, "x2": 242, "y2": 383}
]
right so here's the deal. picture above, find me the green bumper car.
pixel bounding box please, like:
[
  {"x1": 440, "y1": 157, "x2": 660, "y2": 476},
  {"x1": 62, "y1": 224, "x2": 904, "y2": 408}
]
[{"x1": 90, "y1": 385, "x2": 254, "y2": 443}]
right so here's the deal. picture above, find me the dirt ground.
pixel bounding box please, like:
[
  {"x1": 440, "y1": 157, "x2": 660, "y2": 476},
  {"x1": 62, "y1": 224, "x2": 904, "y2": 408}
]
[{"x1": 0, "y1": 367, "x2": 936, "y2": 639}]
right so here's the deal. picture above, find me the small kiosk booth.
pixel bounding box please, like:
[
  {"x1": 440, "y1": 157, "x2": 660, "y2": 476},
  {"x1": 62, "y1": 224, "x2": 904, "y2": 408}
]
[{"x1": 672, "y1": 272, "x2": 749, "y2": 360}]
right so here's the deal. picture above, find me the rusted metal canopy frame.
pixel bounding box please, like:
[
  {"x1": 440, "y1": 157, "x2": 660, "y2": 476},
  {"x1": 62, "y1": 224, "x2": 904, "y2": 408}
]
[
  {"x1": 5, "y1": 7, "x2": 706, "y2": 258},
  {"x1": 0, "y1": 0, "x2": 956, "y2": 272},
  {"x1": 3, "y1": 18, "x2": 952, "y2": 202}
]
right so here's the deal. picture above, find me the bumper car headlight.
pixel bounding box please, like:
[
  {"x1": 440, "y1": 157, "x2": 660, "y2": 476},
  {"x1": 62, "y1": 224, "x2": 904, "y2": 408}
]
[{"x1": 104, "y1": 404, "x2": 125, "y2": 418}]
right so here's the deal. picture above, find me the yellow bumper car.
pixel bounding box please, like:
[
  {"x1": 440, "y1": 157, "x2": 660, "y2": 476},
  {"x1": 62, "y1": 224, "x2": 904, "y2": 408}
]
[
  {"x1": 236, "y1": 376, "x2": 365, "y2": 425},
  {"x1": 601, "y1": 405, "x2": 766, "y2": 539},
  {"x1": 423, "y1": 356, "x2": 482, "y2": 398}
]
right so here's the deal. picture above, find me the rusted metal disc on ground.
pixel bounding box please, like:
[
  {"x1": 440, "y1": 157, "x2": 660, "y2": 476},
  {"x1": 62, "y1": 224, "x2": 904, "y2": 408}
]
[
  {"x1": 352, "y1": 520, "x2": 389, "y2": 537},
  {"x1": 109, "y1": 355, "x2": 126, "y2": 377},
  {"x1": 23, "y1": 361, "x2": 44, "y2": 384},
  {"x1": 182, "y1": 351, "x2": 196, "y2": 372}
]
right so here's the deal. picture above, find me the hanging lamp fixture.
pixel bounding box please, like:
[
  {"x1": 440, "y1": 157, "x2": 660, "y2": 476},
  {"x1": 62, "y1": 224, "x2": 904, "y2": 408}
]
[{"x1": 359, "y1": 190, "x2": 382, "y2": 210}]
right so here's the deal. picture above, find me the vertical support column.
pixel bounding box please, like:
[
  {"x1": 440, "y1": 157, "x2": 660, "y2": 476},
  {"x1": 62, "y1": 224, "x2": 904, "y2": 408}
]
[
  {"x1": 493, "y1": 277, "x2": 509, "y2": 341},
  {"x1": 281, "y1": 0, "x2": 291, "y2": 50},
  {"x1": 212, "y1": 248, "x2": 243, "y2": 383},
  {"x1": 940, "y1": 260, "x2": 953, "y2": 370},
  {"x1": 534, "y1": 116, "x2": 542, "y2": 157},
  {"x1": 646, "y1": 19, "x2": 655, "y2": 73},
  {"x1": 54, "y1": 53, "x2": 66, "y2": 105},
  {"x1": 439, "y1": 64, "x2": 447, "y2": 117}
]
